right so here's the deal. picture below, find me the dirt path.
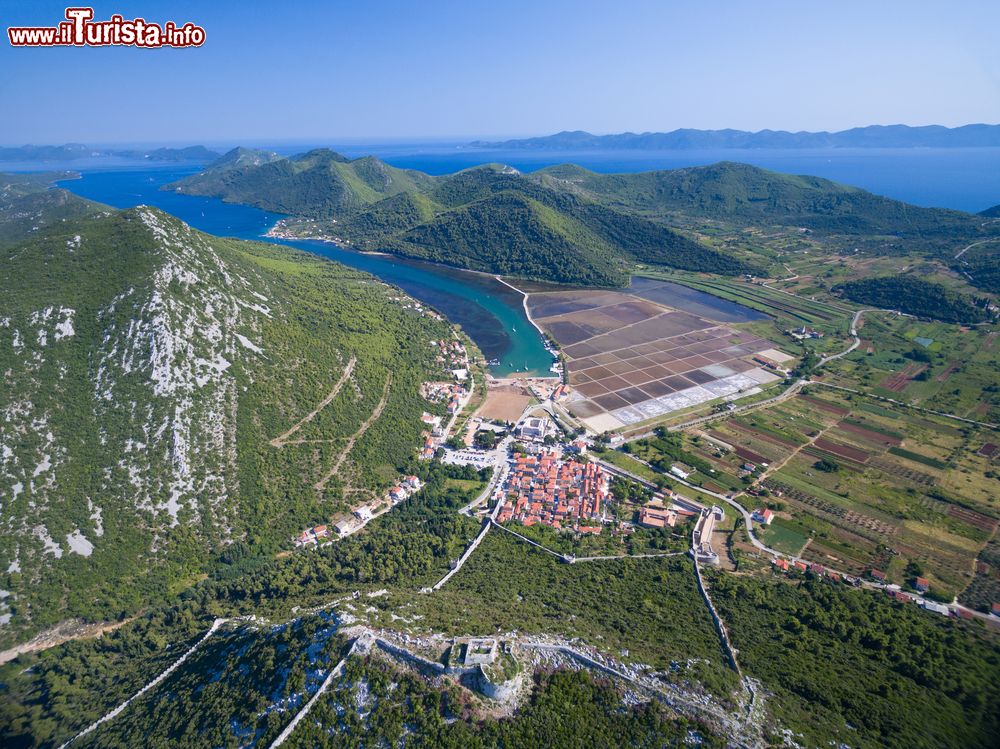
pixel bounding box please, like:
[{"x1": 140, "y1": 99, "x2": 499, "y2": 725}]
[
  {"x1": 314, "y1": 374, "x2": 392, "y2": 491},
  {"x1": 270, "y1": 356, "x2": 357, "y2": 448},
  {"x1": 755, "y1": 422, "x2": 834, "y2": 484},
  {"x1": 0, "y1": 617, "x2": 136, "y2": 666}
]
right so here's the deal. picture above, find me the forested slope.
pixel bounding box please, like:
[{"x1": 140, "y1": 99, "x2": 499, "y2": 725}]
[{"x1": 0, "y1": 199, "x2": 458, "y2": 646}]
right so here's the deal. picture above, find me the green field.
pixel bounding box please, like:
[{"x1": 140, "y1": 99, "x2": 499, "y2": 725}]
[{"x1": 759, "y1": 519, "x2": 809, "y2": 555}]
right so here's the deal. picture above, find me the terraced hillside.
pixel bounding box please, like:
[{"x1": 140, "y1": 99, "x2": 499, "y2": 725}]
[{"x1": 0, "y1": 193, "x2": 459, "y2": 646}]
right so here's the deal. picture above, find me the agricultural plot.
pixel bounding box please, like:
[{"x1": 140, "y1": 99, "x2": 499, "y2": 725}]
[
  {"x1": 758, "y1": 519, "x2": 809, "y2": 555},
  {"x1": 694, "y1": 386, "x2": 999, "y2": 597},
  {"x1": 820, "y1": 312, "x2": 1000, "y2": 423}
]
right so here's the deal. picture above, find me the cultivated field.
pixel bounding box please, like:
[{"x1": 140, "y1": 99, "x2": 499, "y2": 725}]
[{"x1": 689, "y1": 388, "x2": 998, "y2": 598}]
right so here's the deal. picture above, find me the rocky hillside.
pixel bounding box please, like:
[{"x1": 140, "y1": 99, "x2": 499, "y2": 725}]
[{"x1": 0, "y1": 198, "x2": 458, "y2": 645}]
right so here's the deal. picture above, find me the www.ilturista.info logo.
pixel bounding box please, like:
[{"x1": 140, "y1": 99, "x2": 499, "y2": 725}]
[{"x1": 8, "y1": 7, "x2": 205, "y2": 48}]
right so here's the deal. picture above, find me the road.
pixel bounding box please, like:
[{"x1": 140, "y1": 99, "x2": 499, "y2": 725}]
[
  {"x1": 954, "y1": 237, "x2": 1000, "y2": 260},
  {"x1": 648, "y1": 465, "x2": 996, "y2": 623},
  {"x1": 818, "y1": 307, "x2": 875, "y2": 365}
]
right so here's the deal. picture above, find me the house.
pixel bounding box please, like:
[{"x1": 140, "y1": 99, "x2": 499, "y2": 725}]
[
  {"x1": 332, "y1": 515, "x2": 360, "y2": 536},
  {"x1": 990, "y1": 602, "x2": 1000, "y2": 617},
  {"x1": 788, "y1": 326, "x2": 824, "y2": 340},
  {"x1": 752, "y1": 508, "x2": 775, "y2": 525},
  {"x1": 354, "y1": 505, "x2": 374, "y2": 522},
  {"x1": 295, "y1": 530, "x2": 314, "y2": 546},
  {"x1": 914, "y1": 577, "x2": 930, "y2": 593},
  {"x1": 753, "y1": 354, "x2": 784, "y2": 371},
  {"x1": 670, "y1": 462, "x2": 693, "y2": 480},
  {"x1": 869, "y1": 569, "x2": 887, "y2": 582},
  {"x1": 893, "y1": 591, "x2": 911, "y2": 603},
  {"x1": 639, "y1": 506, "x2": 677, "y2": 528},
  {"x1": 793, "y1": 561, "x2": 808, "y2": 572},
  {"x1": 922, "y1": 601, "x2": 950, "y2": 616},
  {"x1": 389, "y1": 486, "x2": 406, "y2": 502},
  {"x1": 404, "y1": 475, "x2": 422, "y2": 490},
  {"x1": 712, "y1": 505, "x2": 724, "y2": 521},
  {"x1": 773, "y1": 558, "x2": 790, "y2": 572},
  {"x1": 313, "y1": 525, "x2": 329, "y2": 539}
]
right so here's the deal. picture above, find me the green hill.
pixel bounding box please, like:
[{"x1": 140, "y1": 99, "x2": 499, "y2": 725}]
[
  {"x1": 0, "y1": 197, "x2": 460, "y2": 646},
  {"x1": 171, "y1": 155, "x2": 760, "y2": 285},
  {"x1": 834, "y1": 276, "x2": 992, "y2": 323},
  {"x1": 536, "y1": 161, "x2": 983, "y2": 239},
  {"x1": 167, "y1": 148, "x2": 435, "y2": 216},
  {"x1": 0, "y1": 173, "x2": 102, "y2": 244},
  {"x1": 168, "y1": 153, "x2": 999, "y2": 288}
]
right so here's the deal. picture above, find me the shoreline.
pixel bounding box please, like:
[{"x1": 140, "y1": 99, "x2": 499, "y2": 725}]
[
  {"x1": 265, "y1": 220, "x2": 559, "y2": 377},
  {"x1": 493, "y1": 275, "x2": 547, "y2": 340}
]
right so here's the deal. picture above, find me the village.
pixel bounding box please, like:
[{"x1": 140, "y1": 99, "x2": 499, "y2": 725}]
[{"x1": 286, "y1": 324, "x2": 1000, "y2": 628}]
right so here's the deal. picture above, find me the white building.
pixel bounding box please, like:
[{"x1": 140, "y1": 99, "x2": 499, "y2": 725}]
[{"x1": 517, "y1": 417, "x2": 551, "y2": 441}]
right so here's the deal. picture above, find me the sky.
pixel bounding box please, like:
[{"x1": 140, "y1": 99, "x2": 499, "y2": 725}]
[{"x1": 1, "y1": 0, "x2": 999, "y2": 145}]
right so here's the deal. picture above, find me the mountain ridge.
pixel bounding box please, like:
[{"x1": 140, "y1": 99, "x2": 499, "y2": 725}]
[
  {"x1": 471, "y1": 124, "x2": 1000, "y2": 150},
  {"x1": 0, "y1": 186, "x2": 461, "y2": 646},
  {"x1": 167, "y1": 151, "x2": 999, "y2": 288},
  {"x1": 0, "y1": 144, "x2": 221, "y2": 163}
]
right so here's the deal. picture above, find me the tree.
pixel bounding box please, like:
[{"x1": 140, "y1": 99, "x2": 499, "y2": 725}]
[
  {"x1": 473, "y1": 430, "x2": 498, "y2": 450},
  {"x1": 813, "y1": 458, "x2": 840, "y2": 473}
]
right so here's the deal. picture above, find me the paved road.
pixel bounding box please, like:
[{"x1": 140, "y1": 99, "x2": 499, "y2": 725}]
[
  {"x1": 954, "y1": 237, "x2": 1000, "y2": 260},
  {"x1": 649, "y1": 467, "x2": 996, "y2": 623},
  {"x1": 818, "y1": 308, "x2": 875, "y2": 365}
]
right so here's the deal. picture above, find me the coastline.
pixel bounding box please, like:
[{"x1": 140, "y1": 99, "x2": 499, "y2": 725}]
[{"x1": 493, "y1": 275, "x2": 547, "y2": 339}]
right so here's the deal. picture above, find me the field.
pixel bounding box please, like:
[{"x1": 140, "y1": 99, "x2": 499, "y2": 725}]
[
  {"x1": 526, "y1": 283, "x2": 787, "y2": 433},
  {"x1": 475, "y1": 384, "x2": 532, "y2": 422},
  {"x1": 758, "y1": 519, "x2": 809, "y2": 555},
  {"x1": 693, "y1": 388, "x2": 999, "y2": 598}
]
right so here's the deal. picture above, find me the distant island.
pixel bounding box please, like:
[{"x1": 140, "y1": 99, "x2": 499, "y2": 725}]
[
  {"x1": 470, "y1": 124, "x2": 1000, "y2": 150},
  {"x1": 0, "y1": 143, "x2": 220, "y2": 163}
]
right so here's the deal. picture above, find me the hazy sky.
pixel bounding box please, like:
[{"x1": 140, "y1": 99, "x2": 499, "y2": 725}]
[{"x1": 2, "y1": 0, "x2": 999, "y2": 145}]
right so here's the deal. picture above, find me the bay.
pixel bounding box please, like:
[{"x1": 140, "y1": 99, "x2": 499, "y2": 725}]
[{"x1": 58, "y1": 167, "x2": 555, "y2": 377}]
